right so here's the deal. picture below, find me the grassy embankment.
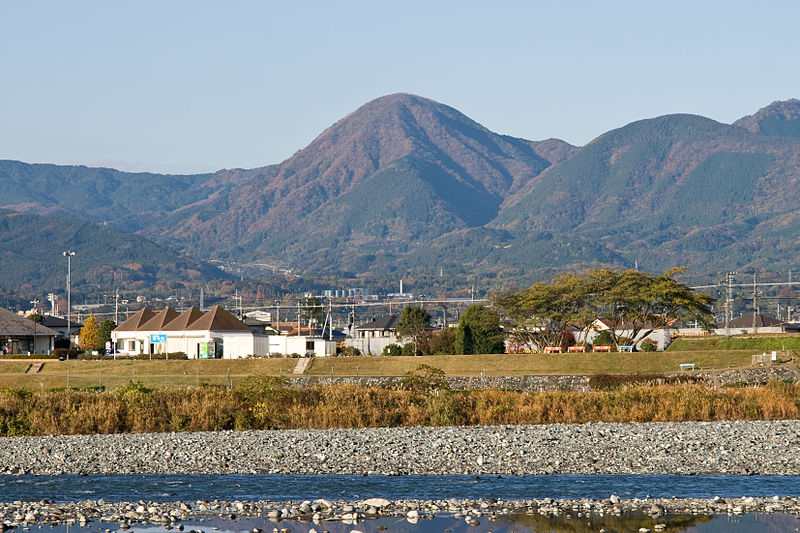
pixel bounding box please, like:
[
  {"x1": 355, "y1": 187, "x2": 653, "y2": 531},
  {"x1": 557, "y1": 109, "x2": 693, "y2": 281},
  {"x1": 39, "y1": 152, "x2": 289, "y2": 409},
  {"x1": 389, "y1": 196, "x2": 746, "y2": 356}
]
[
  {"x1": 0, "y1": 377, "x2": 798, "y2": 436},
  {"x1": 668, "y1": 335, "x2": 800, "y2": 352},
  {"x1": 0, "y1": 350, "x2": 756, "y2": 391},
  {"x1": 0, "y1": 336, "x2": 793, "y2": 436}
]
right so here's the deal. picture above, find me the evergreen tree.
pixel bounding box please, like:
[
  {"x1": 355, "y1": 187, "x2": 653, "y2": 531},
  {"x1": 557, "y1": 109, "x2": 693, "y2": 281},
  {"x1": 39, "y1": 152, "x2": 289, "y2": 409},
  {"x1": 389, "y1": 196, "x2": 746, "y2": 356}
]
[
  {"x1": 455, "y1": 304, "x2": 505, "y2": 354},
  {"x1": 98, "y1": 319, "x2": 116, "y2": 350},
  {"x1": 396, "y1": 306, "x2": 431, "y2": 355}
]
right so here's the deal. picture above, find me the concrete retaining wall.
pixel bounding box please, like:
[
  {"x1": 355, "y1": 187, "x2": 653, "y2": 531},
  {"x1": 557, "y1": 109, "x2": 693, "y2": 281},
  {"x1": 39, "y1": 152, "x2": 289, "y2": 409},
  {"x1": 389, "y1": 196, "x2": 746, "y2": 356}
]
[{"x1": 285, "y1": 364, "x2": 800, "y2": 392}]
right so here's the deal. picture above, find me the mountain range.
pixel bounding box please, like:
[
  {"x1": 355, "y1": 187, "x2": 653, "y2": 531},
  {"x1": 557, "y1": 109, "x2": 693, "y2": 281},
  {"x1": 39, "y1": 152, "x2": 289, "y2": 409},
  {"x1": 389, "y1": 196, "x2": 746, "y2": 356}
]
[{"x1": 3, "y1": 94, "x2": 800, "y2": 292}]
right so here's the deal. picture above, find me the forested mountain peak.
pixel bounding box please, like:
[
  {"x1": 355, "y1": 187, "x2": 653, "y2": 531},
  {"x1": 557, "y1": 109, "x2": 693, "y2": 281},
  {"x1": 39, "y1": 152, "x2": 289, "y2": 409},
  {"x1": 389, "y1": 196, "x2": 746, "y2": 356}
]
[{"x1": 734, "y1": 99, "x2": 800, "y2": 138}]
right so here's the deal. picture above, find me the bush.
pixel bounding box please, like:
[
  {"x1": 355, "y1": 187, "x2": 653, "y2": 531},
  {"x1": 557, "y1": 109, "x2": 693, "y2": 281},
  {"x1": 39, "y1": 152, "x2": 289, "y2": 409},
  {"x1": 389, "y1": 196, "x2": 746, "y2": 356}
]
[
  {"x1": 52, "y1": 348, "x2": 81, "y2": 359},
  {"x1": 421, "y1": 329, "x2": 456, "y2": 355},
  {"x1": 2, "y1": 353, "x2": 62, "y2": 359},
  {"x1": 338, "y1": 346, "x2": 361, "y2": 357},
  {"x1": 592, "y1": 330, "x2": 614, "y2": 347},
  {"x1": 639, "y1": 339, "x2": 657, "y2": 352},
  {"x1": 401, "y1": 343, "x2": 416, "y2": 356},
  {"x1": 382, "y1": 344, "x2": 402, "y2": 356},
  {"x1": 76, "y1": 352, "x2": 188, "y2": 361},
  {"x1": 398, "y1": 364, "x2": 450, "y2": 393},
  {"x1": 589, "y1": 373, "x2": 704, "y2": 391}
]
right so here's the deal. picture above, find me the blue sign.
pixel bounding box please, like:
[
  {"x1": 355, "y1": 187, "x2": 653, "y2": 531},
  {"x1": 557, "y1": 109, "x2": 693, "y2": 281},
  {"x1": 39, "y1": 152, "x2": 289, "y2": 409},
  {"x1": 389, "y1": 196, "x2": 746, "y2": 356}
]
[{"x1": 150, "y1": 334, "x2": 167, "y2": 343}]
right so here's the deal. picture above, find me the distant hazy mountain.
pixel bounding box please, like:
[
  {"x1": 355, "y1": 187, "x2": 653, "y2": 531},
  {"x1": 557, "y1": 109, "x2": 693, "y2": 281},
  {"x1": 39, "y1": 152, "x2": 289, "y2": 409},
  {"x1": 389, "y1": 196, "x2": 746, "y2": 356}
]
[
  {"x1": 493, "y1": 110, "x2": 800, "y2": 277},
  {"x1": 0, "y1": 210, "x2": 228, "y2": 291},
  {"x1": 4, "y1": 94, "x2": 800, "y2": 289},
  {"x1": 151, "y1": 93, "x2": 565, "y2": 266},
  {"x1": 734, "y1": 99, "x2": 800, "y2": 138}
]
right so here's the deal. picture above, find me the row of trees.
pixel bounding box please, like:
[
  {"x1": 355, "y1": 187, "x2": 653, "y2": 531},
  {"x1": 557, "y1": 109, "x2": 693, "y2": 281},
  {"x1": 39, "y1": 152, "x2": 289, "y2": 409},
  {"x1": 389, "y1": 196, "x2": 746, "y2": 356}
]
[
  {"x1": 494, "y1": 268, "x2": 714, "y2": 350},
  {"x1": 395, "y1": 303, "x2": 506, "y2": 355},
  {"x1": 392, "y1": 268, "x2": 713, "y2": 354},
  {"x1": 78, "y1": 316, "x2": 116, "y2": 352}
]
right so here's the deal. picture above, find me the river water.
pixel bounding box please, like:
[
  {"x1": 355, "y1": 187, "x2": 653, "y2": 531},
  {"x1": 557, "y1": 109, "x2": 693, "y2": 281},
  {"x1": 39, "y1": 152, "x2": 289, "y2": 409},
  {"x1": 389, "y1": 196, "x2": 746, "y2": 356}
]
[
  {"x1": 2, "y1": 473, "x2": 800, "y2": 502},
  {"x1": 2, "y1": 474, "x2": 799, "y2": 532}
]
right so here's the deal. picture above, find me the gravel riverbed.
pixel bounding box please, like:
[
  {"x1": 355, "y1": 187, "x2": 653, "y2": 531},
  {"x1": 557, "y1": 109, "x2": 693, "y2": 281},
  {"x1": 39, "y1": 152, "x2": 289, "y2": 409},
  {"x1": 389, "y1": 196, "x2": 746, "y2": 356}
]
[
  {"x1": 1, "y1": 420, "x2": 798, "y2": 476},
  {"x1": 2, "y1": 421, "x2": 800, "y2": 526}
]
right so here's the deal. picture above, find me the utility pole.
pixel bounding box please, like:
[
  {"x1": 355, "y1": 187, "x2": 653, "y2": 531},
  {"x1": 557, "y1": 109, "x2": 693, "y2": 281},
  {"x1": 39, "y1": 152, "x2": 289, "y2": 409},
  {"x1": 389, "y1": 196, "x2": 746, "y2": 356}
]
[
  {"x1": 30, "y1": 299, "x2": 38, "y2": 354},
  {"x1": 233, "y1": 289, "x2": 243, "y2": 318},
  {"x1": 48, "y1": 293, "x2": 58, "y2": 316},
  {"x1": 753, "y1": 272, "x2": 758, "y2": 334},
  {"x1": 327, "y1": 299, "x2": 333, "y2": 341},
  {"x1": 724, "y1": 271, "x2": 735, "y2": 337},
  {"x1": 63, "y1": 251, "x2": 76, "y2": 351},
  {"x1": 114, "y1": 288, "x2": 119, "y2": 325}
]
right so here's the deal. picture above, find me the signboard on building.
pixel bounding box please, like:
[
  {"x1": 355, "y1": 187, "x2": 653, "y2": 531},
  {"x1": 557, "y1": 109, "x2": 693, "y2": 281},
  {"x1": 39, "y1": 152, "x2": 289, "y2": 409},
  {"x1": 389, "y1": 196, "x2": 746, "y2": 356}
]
[
  {"x1": 150, "y1": 334, "x2": 167, "y2": 343},
  {"x1": 199, "y1": 341, "x2": 216, "y2": 358}
]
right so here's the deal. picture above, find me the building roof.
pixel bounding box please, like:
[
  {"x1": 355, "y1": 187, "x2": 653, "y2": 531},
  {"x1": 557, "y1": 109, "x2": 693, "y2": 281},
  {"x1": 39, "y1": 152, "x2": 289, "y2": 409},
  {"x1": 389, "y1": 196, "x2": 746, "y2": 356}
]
[
  {"x1": 41, "y1": 315, "x2": 83, "y2": 330},
  {"x1": 185, "y1": 306, "x2": 250, "y2": 332},
  {"x1": 139, "y1": 307, "x2": 180, "y2": 331},
  {"x1": 285, "y1": 326, "x2": 346, "y2": 340},
  {"x1": 0, "y1": 308, "x2": 58, "y2": 337},
  {"x1": 723, "y1": 313, "x2": 783, "y2": 329},
  {"x1": 114, "y1": 307, "x2": 157, "y2": 332},
  {"x1": 355, "y1": 315, "x2": 398, "y2": 331},
  {"x1": 162, "y1": 307, "x2": 205, "y2": 331}
]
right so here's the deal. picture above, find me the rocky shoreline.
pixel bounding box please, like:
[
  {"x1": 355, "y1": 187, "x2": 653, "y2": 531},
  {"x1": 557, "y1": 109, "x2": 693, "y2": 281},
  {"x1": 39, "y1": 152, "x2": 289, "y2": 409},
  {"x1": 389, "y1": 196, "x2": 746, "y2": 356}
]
[
  {"x1": 0, "y1": 420, "x2": 799, "y2": 476},
  {"x1": 1, "y1": 421, "x2": 799, "y2": 527},
  {"x1": 0, "y1": 495, "x2": 798, "y2": 530}
]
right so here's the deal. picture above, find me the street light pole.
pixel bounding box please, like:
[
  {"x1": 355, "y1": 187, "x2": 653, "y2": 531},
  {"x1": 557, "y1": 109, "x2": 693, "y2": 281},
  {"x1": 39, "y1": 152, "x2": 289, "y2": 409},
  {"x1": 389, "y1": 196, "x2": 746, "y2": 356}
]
[{"x1": 63, "y1": 251, "x2": 76, "y2": 352}]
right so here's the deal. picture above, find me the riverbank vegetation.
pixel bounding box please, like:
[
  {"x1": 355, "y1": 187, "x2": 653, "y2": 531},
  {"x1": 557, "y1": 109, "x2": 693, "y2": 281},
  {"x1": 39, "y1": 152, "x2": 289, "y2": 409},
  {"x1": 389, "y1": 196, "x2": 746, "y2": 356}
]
[{"x1": 0, "y1": 372, "x2": 797, "y2": 437}]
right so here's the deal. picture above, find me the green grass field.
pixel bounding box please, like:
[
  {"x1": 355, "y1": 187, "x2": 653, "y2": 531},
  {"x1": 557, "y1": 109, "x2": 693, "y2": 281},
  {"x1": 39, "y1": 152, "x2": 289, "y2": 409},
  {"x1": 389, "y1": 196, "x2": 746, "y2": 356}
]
[
  {"x1": 668, "y1": 335, "x2": 800, "y2": 352},
  {"x1": 0, "y1": 349, "x2": 760, "y2": 391}
]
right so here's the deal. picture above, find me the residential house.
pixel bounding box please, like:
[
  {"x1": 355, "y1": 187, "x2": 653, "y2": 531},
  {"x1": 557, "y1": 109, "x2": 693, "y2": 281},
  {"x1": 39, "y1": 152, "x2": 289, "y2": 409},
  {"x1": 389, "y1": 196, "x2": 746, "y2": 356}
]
[
  {"x1": 346, "y1": 315, "x2": 401, "y2": 355},
  {"x1": 40, "y1": 315, "x2": 83, "y2": 346},
  {"x1": 0, "y1": 308, "x2": 58, "y2": 354},
  {"x1": 714, "y1": 313, "x2": 800, "y2": 335}
]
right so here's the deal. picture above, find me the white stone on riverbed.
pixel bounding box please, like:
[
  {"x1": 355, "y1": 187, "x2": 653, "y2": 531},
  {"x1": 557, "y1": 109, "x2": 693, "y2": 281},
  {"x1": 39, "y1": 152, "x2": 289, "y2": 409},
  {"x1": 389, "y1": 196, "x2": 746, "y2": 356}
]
[{"x1": 0, "y1": 420, "x2": 798, "y2": 476}]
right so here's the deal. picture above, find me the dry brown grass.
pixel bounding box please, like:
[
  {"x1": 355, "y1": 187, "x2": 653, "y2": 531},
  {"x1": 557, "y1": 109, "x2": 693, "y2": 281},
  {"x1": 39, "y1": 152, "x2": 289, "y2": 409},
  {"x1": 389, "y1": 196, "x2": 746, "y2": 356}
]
[{"x1": 0, "y1": 377, "x2": 797, "y2": 436}]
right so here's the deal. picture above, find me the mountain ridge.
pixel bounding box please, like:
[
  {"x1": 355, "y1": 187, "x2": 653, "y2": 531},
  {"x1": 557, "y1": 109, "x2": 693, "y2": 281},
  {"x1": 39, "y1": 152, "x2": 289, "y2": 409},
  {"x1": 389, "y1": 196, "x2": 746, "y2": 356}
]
[{"x1": 4, "y1": 94, "x2": 800, "y2": 290}]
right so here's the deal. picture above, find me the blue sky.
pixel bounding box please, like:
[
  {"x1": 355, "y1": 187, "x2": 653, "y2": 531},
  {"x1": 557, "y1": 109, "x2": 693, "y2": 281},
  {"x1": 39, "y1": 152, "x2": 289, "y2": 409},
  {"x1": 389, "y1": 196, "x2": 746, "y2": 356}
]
[{"x1": 1, "y1": 1, "x2": 798, "y2": 174}]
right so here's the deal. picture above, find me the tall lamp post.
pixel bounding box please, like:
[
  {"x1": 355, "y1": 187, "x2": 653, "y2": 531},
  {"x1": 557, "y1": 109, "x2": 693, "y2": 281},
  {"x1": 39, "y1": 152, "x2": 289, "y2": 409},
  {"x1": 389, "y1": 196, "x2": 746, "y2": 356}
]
[{"x1": 63, "y1": 251, "x2": 76, "y2": 351}]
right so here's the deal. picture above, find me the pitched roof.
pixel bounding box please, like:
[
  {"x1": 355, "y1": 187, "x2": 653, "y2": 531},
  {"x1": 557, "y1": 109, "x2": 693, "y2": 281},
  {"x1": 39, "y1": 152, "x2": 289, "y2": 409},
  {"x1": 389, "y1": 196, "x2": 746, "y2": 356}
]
[
  {"x1": 724, "y1": 313, "x2": 783, "y2": 328},
  {"x1": 355, "y1": 315, "x2": 398, "y2": 331},
  {"x1": 0, "y1": 308, "x2": 58, "y2": 336},
  {"x1": 185, "y1": 306, "x2": 250, "y2": 332},
  {"x1": 139, "y1": 307, "x2": 180, "y2": 331},
  {"x1": 41, "y1": 315, "x2": 83, "y2": 329},
  {"x1": 162, "y1": 307, "x2": 205, "y2": 331},
  {"x1": 113, "y1": 307, "x2": 156, "y2": 332}
]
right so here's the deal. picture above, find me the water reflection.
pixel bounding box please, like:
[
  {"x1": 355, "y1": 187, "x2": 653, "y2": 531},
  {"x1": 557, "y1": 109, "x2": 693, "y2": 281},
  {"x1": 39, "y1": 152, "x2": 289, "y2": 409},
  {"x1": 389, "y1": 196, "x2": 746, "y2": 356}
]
[{"x1": 14, "y1": 512, "x2": 800, "y2": 533}]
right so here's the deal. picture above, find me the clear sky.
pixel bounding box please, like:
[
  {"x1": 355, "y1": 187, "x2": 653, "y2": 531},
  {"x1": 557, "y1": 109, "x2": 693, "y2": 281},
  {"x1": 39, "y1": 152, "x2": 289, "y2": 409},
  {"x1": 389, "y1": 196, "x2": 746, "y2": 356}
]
[{"x1": 1, "y1": 1, "x2": 798, "y2": 174}]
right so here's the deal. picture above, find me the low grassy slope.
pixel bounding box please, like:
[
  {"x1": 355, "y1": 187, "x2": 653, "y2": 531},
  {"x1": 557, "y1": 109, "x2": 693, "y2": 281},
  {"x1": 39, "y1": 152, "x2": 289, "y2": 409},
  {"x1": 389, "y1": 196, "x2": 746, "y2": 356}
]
[
  {"x1": 0, "y1": 359, "x2": 297, "y2": 391},
  {"x1": 0, "y1": 351, "x2": 754, "y2": 391},
  {"x1": 668, "y1": 335, "x2": 800, "y2": 352}
]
